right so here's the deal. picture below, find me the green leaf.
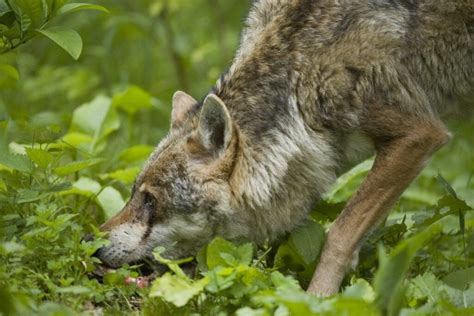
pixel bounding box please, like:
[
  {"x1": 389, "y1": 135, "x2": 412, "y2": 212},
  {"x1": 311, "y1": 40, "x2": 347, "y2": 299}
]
[
  {"x1": 288, "y1": 219, "x2": 325, "y2": 265},
  {"x1": 343, "y1": 279, "x2": 375, "y2": 302},
  {"x1": 149, "y1": 273, "x2": 209, "y2": 307},
  {"x1": 97, "y1": 186, "x2": 125, "y2": 218},
  {"x1": 25, "y1": 147, "x2": 52, "y2": 168},
  {"x1": 112, "y1": 85, "x2": 152, "y2": 115},
  {"x1": 437, "y1": 174, "x2": 458, "y2": 198},
  {"x1": 56, "y1": 3, "x2": 109, "y2": 15},
  {"x1": 8, "y1": 0, "x2": 46, "y2": 33},
  {"x1": 70, "y1": 95, "x2": 120, "y2": 152},
  {"x1": 326, "y1": 158, "x2": 373, "y2": 202},
  {"x1": 61, "y1": 177, "x2": 125, "y2": 217},
  {"x1": 56, "y1": 286, "x2": 91, "y2": 294},
  {"x1": 0, "y1": 1, "x2": 10, "y2": 15},
  {"x1": 373, "y1": 215, "x2": 472, "y2": 316},
  {"x1": 0, "y1": 139, "x2": 32, "y2": 172},
  {"x1": 206, "y1": 237, "x2": 253, "y2": 269},
  {"x1": 70, "y1": 176, "x2": 101, "y2": 193},
  {"x1": 61, "y1": 132, "x2": 93, "y2": 148},
  {"x1": 443, "y1": 267, "x2": 474, "y2": 291},
  {"x1": 53, "y1": 158, "x2": 104, "y2": 176},
  {"x1": 118, "y1": 145, "x2": 154, "y2": 163},
  {"x1": 102, "y1": 167, "x2": 140, "y2": 184},
  {"x1": 36, "y1": 27, "x2": 83, "y2": 60}
]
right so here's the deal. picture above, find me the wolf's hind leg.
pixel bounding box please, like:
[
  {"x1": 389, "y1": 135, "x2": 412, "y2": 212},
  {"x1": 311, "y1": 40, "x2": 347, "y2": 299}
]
[{"x1": 307, "y1": 106, "x2": 450, "y2": 296}]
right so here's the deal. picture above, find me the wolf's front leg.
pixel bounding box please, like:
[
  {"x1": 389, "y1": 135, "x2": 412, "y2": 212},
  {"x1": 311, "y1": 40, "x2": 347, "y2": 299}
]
[{"x1": 307, "y1": 107, "x2": 450, "y2": 296}]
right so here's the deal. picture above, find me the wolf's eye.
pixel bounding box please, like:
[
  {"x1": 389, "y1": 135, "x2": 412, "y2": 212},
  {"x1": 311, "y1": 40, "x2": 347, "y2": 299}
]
[{"x1": 143, "y1": 192, "x2": 156, "y2": 209}]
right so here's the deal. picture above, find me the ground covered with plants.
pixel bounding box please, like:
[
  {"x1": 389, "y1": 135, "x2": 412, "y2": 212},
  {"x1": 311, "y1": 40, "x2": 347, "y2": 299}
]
[{"x1": 1, "y1": 1, "x2": 473, "y2": 315}]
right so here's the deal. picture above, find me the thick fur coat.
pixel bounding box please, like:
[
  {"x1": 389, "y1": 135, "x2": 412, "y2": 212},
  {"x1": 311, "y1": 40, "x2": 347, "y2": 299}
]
[{"x1": 96, "y1": 0, "x2": 473, "y2": 295}]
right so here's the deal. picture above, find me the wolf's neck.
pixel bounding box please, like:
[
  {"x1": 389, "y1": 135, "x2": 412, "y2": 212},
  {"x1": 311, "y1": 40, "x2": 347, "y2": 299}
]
[{"x1": 220, "y1": 84, "x2": 337, "y2": 242}]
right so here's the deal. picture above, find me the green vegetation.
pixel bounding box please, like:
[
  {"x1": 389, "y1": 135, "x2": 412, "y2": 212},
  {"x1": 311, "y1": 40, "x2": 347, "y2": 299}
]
[{"x1": 1, "y1": 1, "x2": 473, "y2": 315}]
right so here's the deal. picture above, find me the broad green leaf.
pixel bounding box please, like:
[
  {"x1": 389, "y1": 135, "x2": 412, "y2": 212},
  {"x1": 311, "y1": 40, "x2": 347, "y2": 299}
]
[
  {"x1": 8, "y1": 0, "x2": 45, "y2": 33},
  {"x1": 326, "y1": 158, "x2": 373, "y2": 202},
  {"x1": 0, "y1": 139, "x2": 32, "y2": 172},
  {"x1": 16, "y1": 188, "x2": 39, "y2": 203},
  {"x1": 36, "y1": 27, "x2": 83, "y2": 60},
  {"x1": 405, "y1": 272, "x2": 443, "y2": 306},
  {"x1": 112, "y1": 85, "x2": 152, "y2": 115},
  {"x1": 102, "y1": 167, "x2": 140, "y2": 184},
  {"x1": 119, "y1": 145, "x2": 154, "y2": 163},
  {"x1": 206, "y1": 237, "x2": 253, "y2": 269},
  {"x1": 437, "y1": 174, "x2": 458, "y2": 198},
  {"x1": 443, "y1": 267, "x2": 474, "y2": 291},
  {"x1": 70, "y1": 95, "x2": 120, "y2": 152},
  {"x1": 97, "y1": 186, "x2": 125, "y2": 218},
  {"x1": 61, "y1": 177, "x2": 124, "y2": 217},
  {"x1": 71, "y1": 177, "x2": 101, "y2": 193},
  {"x1": 25, "y1": 147, "x2": 52, "y2": 168},
  {"x1": 149, "y1": 273, "x2": 209, "y2": 307},
  {"x1": 61, "y1": 132, "x2": 93, "y2": 147},
  {"x1": 405, "y1": 272, "x2": 474, "y2": 312},
  {"x1": 314, "y1": 297, "x2": 380, "y2": 316},
  {"x1": 288, "y1": 219, "x2": 325, "y2": 265},
  {"x1": 343, "y1": 279, "x2": 375, "y2": 302},
  {"x1": 57, "y1": 3, "x2": 109, "y2": 15},
  {"x1": 53, "y1": 158, "x2": 104, "y2": 176}
]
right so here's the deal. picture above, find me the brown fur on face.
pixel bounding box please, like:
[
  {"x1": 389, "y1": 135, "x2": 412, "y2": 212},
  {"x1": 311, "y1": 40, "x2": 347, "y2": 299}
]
[{"x1": 97, "y1": 0, "x2": 473, "y2": 295}]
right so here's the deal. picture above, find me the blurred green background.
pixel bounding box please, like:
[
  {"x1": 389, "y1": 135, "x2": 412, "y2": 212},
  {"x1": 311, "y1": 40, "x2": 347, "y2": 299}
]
[{"x1": 1, "y1": 0, "x2": 250, "y2": 145}]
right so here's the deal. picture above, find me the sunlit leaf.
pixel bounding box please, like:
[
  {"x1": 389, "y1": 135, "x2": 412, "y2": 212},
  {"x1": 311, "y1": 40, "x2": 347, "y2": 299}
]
[
  {"x1": 206, "y1": 237, "x2": 253, "y2": 269},
  {"x1": 288, "y1": 219, "x2": 325, "y2": 265},
  {"x1": 149, "y1": 273, "x2": 209, "y2": 307},
  {"x1": 0, "y1": 140, "x2": 32, "y2": 172},
  {"x1": 112, "y1": 85, "x2": 152, "y2": 115},
  {"x1": 97, "y1": 186, "x2": 125, "y2": 218},
  {"x1": 36, "y1": 27, "x2": 83, "y2": 60},
  {"x1": 57, "y1": 3, "x2": 109, "y2": 15},
  {"x1": 70, "y1": 95, "x2": 120, "y2": 153},
  {"x1": 53, "y1": 158, "x2": 104, "y2": 176},
  {"x1": 25, "y1": 147, "x2": 52, "y2": 168},
  {"x1": 118, "y1": 145, "x2": 154, "y2": 163},
  {"x1": 326, "y1": 158, "x2": 373, "y2": 202},
  {"x1": 102, "y1": 167, "x2": 140, "y2": 184}
]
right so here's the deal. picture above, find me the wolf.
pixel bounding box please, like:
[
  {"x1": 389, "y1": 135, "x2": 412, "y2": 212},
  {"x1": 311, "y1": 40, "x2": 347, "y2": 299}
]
[{"x1": 95, "y1": 0, "x2": 474, "y2": 296}]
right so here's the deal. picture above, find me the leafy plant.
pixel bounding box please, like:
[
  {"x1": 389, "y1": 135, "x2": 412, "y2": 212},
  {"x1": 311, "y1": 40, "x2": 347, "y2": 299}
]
[
  {"x1": 1, "y1": 0, "x2": 473, "y2": 315},
  {"x1": 0, "y1": 0, "x2": 107, "y2": 58}
]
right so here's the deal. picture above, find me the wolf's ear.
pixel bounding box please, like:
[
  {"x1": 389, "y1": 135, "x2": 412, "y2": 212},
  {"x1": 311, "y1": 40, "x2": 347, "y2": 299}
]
[
  {"x1": 198, "y1": 94, "x2": 232, "y2": 153},
  {"x1": 171, "y1": 91, "x2": 197, "y2": 128}
]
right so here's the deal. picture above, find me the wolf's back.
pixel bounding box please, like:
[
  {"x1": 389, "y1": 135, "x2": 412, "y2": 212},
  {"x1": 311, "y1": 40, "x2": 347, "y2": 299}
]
[{"x1": 224, "y1": 0, "x2": 474, "y2": 123}]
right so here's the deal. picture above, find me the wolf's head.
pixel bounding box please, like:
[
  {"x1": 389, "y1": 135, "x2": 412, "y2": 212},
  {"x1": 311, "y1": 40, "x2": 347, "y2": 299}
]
[{"x1": 96, "y1": 91, "x2": 245, "y2": 268}]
